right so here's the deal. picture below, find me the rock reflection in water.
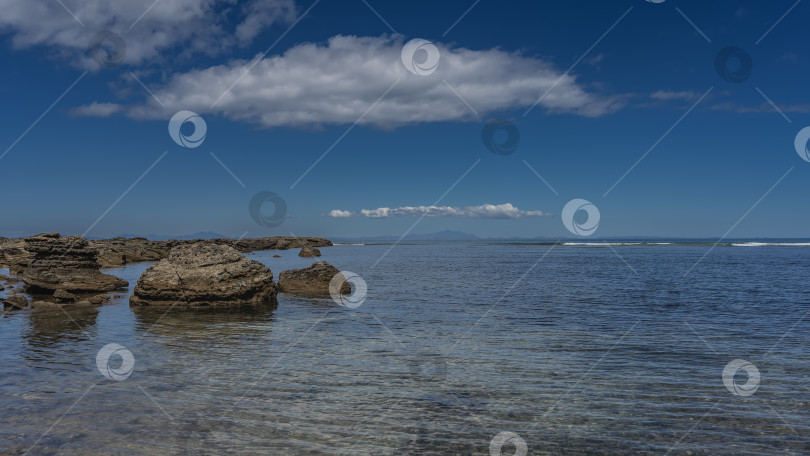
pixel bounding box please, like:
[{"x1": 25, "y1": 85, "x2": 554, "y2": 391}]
[{"x1": 24, "y1": 305, "x2": 100, "y2": 348}]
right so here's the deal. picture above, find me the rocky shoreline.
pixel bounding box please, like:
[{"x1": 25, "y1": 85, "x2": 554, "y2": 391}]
[
  {"x1": 0, "y1": 234, "x2": 333, "y2": 272},
  {"x1": 0, "y1": 233, "x2": 347, "y2": 311}
]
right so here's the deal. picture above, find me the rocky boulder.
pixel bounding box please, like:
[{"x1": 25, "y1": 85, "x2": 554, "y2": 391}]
[
  {"x1": 278, "y1": 261, "x2": 350, "y2": 296},
  {"x1": 130, "y1": 242, "x2": 277, "y2": 307},
  {"x1": 21, "y1": 233, "x2": 128, "y2": 293},
  {"x1": 90, "y1": 237, "x2": 170, "y2": 268},
  {"x1": 0, "y1": 238, "x2": 33, "y2": 274},
  {"x1": 226, "y1": 236, "x2": 332, "y2": 252},
  {"x1": 298, "y1": 246, "x2": 321, "y2": 257}
]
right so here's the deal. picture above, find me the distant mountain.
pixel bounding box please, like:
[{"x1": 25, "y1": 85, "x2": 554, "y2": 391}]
[
  {"x1": 111, "y1": 232, "x2": 226, "y2": 241},
  {"x1": 336, "y1": 230, "x2": 481, "y2": 242}
]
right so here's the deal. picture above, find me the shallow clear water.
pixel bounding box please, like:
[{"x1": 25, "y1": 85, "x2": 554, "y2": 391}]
[{"x1": 1, "y1": 243, "x2": 809, "y2": 455}]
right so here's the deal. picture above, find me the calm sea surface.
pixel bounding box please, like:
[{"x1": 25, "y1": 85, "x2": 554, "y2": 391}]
[{"x1": 1, "y1": 242, "x2": 809, "y2": 455}]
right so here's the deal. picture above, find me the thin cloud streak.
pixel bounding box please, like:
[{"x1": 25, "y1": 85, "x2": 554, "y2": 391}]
[{"x1": 328, "y1": 203, "x2": 550, "y2": 219}]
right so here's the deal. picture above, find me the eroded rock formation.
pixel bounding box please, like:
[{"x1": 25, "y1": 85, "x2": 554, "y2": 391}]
[
  {"x1": 130, "y1": 242, "x2": 277, "y2": 307},
  {"x1": 21, "y1": 233, "x2": 128, "y2": 294}
]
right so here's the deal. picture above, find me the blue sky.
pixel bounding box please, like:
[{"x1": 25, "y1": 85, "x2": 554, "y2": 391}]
[{"x1": 0, "y1": 0, "x2": 808, "y2": 239}]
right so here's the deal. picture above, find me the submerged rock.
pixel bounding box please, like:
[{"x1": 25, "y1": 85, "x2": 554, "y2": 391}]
[
  {"x1": 298, "y1": 246, "x2": 321, "y2": 257},
  {"x1": 87, "y1": 294, "x2": 107, "y2": 305},
  {"x1": 130, "y1": 242, "x2": 277, "y2": 308},
  {"x1": 0, "y1": 274, "x2": 22, "y2": 285},
  {"x1": 278, "y1": 261, "x2": 350, "y2": 296},
  {"x1": 53, "y1": 289, "x2": 77, "y2": 302},
  {"x1": 21, "y1": 233, "x2": 128, "y2": 294}
]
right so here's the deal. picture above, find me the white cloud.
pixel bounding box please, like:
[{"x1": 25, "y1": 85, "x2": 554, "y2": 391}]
[
  {"x1": 649, "y1": 90, "x2": 703, "y2": 102},
  {"x1": 69, "y1": 101, "x2": 123, "y2": 117},
  {"x1": 328, "y1": 209, "x2": 353, "y2": 218},
  {"x1": 329, "y1": 203, "x2": 549, "y2": 219},
  {"x1": 709, "y1": 101, "x2": 810, "y2": 114},
  {"x1": 0, "y1": 0, "x2": 296, "y2": 69},
  {"x1": 115, "y1": 34, "x2": 625, "y2": 127}
]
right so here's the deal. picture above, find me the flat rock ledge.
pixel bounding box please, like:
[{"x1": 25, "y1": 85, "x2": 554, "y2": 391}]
[
  {"x1": 21, "y1": 233, "x2": 128, "y2": 294},
  {"x1": 130, "y1": 242, "x2": 277, "y2": 308},
  {"x1": 1, "y1": 235, "x2": 334, "y2": 270},
  {"x1": 278, "y1": 261, "x2": 350, "y2": 296}
]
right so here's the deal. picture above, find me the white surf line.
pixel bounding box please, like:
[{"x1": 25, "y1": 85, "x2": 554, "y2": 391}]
[
  {"x1": 370, "y1": 158, "x2": 481, "y2": 269},
  {"x1": 683, "y1": 167, "x2": 794, "y2": 277}
]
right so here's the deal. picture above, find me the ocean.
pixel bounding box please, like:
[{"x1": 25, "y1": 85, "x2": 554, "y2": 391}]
[{"x1": 1, "y1": 242, "x2": 808, "y2": 455}]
